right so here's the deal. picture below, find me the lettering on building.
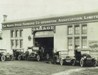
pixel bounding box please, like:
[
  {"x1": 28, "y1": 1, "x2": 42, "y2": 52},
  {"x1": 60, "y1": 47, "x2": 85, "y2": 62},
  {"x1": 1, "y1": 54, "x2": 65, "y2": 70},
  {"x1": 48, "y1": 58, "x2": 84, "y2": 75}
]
[{"x1": 2, "y1": 13, "x2": 98, "y2": 28}]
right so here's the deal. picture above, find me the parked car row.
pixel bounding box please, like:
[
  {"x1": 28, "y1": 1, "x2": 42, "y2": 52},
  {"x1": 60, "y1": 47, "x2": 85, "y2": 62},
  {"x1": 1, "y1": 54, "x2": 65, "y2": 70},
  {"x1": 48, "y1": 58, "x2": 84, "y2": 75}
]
[
  {"x1": 13, "y1": 46, "x2": 51, "y2": 61},
  {"x1": 0, "y1": 47, "x2": 97, "y2": 67}
]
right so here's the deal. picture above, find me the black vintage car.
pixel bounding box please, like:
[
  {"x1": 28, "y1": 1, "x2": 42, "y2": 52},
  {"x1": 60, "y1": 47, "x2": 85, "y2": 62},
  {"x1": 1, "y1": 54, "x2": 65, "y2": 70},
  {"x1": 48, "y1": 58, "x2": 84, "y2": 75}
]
[
  {"x1": 18, "y1": 46, "x2": 51, "y2": 61},
  {"x1": 79, "y1": 54, "x2": 97, "y2": 67},
  {"x1": 13, "y1": 49, "x2": 24, "y2": 60},
  {"x1": 0, "y1": 49, "x2": 13, "y2": 61}
]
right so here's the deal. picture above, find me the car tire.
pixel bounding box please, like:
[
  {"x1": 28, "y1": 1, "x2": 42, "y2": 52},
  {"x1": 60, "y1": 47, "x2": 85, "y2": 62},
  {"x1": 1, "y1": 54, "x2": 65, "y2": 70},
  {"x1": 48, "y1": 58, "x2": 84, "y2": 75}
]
[
  {"x1": 1, "y1": 55, "x2": 6, "y2": 61},
  {"x1": 10, "y1": 55, "x2": 14, "y2": 61},
  {"x1": 80, "y1": 59, "x2": 84, "y2": 67},
  {"x1": 18, "y1": 55, "x2": 21, "y2": 60},
  {"x1": 36, "y1": 55, "x2": 40, "y2": 61},
  {"x1": 93, "y1": 60, "x2": 97, "y2": 67},
  {"x1": 60, "y1": 59, "x2": 63, "y2": 66},
  {"x1": 71, "y1": 59, "x2": 76, "y2": 66}
]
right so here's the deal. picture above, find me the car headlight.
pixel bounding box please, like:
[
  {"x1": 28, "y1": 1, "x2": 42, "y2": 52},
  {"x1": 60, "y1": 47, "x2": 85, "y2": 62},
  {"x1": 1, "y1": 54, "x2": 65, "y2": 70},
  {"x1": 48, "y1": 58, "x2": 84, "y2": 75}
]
[{"x1": 83, "y1": 56, "x2": 86, "y2": 59}]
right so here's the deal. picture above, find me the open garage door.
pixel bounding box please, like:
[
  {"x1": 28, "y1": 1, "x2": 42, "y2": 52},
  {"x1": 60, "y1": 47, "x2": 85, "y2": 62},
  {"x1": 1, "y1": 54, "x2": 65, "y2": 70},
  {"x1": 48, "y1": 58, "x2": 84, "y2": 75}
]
[{"x1": 34, "y1": 31, "x2": 54, "y2": 58}]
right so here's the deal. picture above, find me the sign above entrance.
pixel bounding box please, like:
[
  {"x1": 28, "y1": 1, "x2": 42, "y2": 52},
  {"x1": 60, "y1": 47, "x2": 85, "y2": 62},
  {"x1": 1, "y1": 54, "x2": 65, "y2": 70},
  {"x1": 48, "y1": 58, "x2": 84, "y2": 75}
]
[
  {"x1": 32, "y1": 26, "x2": 55, "y2": 31},
  {"x1": 34, "y1": 31, "x2": 54, "y2": 38}
]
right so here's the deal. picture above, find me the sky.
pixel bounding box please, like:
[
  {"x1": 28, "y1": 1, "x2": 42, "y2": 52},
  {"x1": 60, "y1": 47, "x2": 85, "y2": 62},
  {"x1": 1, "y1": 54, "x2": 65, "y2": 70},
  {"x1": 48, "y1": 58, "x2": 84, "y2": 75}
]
[{"x1": 0, "y1": 0, "x2": 98, "y2": 30}]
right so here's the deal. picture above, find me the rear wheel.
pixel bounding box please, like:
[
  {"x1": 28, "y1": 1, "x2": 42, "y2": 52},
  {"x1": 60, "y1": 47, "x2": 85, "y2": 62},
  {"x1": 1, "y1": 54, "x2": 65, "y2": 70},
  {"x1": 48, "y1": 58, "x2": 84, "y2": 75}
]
[
  {"x1": 1, "y1": 55, "x2": 6, "y2": 61},
  {"x1": 36, "y1": 55, "x2": 40, "y2": 61},
  {"x1": 80, "y1": 59, "x2": 84, "y2": 67},
  {"x1": 71, "y1": 59, "x2": 76, "y2": 66}
]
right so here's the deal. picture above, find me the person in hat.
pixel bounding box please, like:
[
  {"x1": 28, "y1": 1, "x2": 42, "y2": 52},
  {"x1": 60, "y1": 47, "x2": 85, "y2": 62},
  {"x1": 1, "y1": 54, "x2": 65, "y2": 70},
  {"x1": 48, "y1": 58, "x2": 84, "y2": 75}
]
[{"x1": 74, "y1": 45, "x2": 81, "y2": 61}]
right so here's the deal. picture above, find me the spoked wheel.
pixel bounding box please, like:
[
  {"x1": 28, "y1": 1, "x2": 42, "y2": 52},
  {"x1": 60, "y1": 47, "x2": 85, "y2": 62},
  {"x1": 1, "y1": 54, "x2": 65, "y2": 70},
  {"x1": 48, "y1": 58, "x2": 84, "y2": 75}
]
[
  {"x1": 18, "y1": 55, "x2": 21, "y2": 60},
  {"x1": 80, "y1": 59, "x2": 84, "y2": 67},
  {"x1": 10, "y1": 55, "x2": 15, "y2": 61},
  {"x1": 36, "y1": 55, "x2": 40, "y2": 61},
  {"x1": 60, "y1": 59, "x2": 64, "y2": 66},
  {"x1": 71, "y1": 59, "x2": 76, "y2": 66},
  {"x1": 1, "y1": 55, "x2": 6, "y2": 62},
  {"x1": 93, "y1": 60, "x2": 97, "y2": 67}
]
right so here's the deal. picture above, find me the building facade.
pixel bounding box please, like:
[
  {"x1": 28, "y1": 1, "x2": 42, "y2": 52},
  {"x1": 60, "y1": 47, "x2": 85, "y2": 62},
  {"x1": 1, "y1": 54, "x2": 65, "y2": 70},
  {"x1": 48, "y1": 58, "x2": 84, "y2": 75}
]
[{"x1": 1, "y1": 12, "x2": 98, "y2": 57}]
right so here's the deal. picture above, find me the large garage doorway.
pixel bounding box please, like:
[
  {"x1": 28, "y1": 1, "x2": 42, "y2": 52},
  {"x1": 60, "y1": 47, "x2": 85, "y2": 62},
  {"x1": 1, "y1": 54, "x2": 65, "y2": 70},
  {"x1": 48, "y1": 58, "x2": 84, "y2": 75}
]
[
  {"x1": 34, "y1": 31, "x2": 54, "y2": 57},
  {"x1": 35, "y1": 37, "x2": 53, "y2": 52}
]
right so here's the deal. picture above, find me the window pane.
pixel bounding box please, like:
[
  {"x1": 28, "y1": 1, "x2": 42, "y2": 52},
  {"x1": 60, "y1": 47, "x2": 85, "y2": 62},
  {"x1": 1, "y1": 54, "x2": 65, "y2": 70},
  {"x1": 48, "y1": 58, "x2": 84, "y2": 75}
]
[
  {"x1": 15, "y1": 30, "x2": 18, "y2": 37},
  {"x1": 82, "y1": 37, "x2": 87, "y2": 48},
  {"x1": 11, "y1": 30, "x2": 14, "y2": 37},
  {"x1": 68, "y1": 26, "x2": 73, "y2": 35},
  {"x1": 20, "y1": 40, "x2": 23, "y2": 48},
  {"x1": 82, "y1": 25, "x2": 87, "y2": 34},
  {"x1": 74, "y1": 25, "x2": 80, "y2": 34},
  {"x1": 15, "y1": 40, "x2": 18, "y2": 47},
  {"x1": 11, "y1": 40, "x2": 14, "y2": 48},
  {"x1": 68, "y1": 37, "x2": 73, "y2": 49},
  {"x1": 20, "y1": 30, "x2": 23, "y2": 37},
  {"x1": 75, "y1": 37, "x2": 80, "y2": 47}
]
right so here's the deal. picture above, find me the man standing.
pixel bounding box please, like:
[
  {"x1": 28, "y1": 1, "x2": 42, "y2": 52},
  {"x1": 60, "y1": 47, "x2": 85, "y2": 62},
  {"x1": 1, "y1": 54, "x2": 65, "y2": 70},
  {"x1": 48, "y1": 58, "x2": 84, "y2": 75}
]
[{"x1": 74, "y1": 45, "x2": 81, "y2": 61}]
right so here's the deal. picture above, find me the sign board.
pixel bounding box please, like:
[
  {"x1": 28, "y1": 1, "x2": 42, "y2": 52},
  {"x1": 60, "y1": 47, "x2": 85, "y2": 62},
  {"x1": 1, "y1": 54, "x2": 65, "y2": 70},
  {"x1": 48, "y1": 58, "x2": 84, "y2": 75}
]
[
  {"x1": 2, "y1": 12, "x2": 98, "y2": 29},
  {"x1": 32, "y1": 25, "x2": 55, "y2": 31}
]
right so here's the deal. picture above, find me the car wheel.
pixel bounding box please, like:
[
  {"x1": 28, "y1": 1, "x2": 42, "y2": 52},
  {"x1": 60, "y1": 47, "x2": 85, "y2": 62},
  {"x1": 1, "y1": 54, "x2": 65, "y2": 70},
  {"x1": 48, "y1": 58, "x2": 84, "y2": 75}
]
[
  {"x1": 10, "y1": 55, "x2": 14, "y2": 61},
  {"x1": 1, "y1": 55, "x2": 6, "y2": 61},
  {"x1": 36, "y1": 55, "x2": 40, "y2": 61},
  {"x1": 18, "y1": 55, "x2": 21, "y2": 60},
  {"x1": 60, "y1": 59, "x2": 63, "y2": 66},
  {"x1": 93, "y1": 60, "x2": 97, "y2": 67},
  {"x1": 71, "y1": 59, "x2": 76, "y2": 66},
  {"x1": 80, "y1": 59, "x2": 84, "y2": 67}
]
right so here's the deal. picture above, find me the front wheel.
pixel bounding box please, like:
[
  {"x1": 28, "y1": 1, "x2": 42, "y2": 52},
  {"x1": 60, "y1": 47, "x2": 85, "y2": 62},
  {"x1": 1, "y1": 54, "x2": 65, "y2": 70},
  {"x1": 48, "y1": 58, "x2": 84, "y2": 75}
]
[
  {"x1": 10, "y1": 55, "x2": 14, "y2": 61},
  {"x1": 36, "y1": 55, "x2": 40, "y2": 61},
  {"x1": 60, "y1": 59, "x2": 64, "y2": 66},
  {"x1": 1, "y1": 55, "x2": 6, "y2": 61},
  {"x1": 93, "y1": 60, "x2": 97, "y2": 67},
  {"x1": 80, "y1": 59, "x2": 85, "y2": 67},
  {"x1": 71, "y1": 59, "x2": 76, "y2": 66},
  {"x1": 18, "y1": 55, "x2": 21, "y2": 60}
]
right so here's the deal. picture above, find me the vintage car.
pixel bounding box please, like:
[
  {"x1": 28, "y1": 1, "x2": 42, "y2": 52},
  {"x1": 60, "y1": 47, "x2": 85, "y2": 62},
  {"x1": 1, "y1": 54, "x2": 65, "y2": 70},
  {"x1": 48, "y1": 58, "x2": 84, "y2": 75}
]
[
  {"x1": 51, "y1": 51, "x2": 76, "y2": 66},
  {"x1": 79, "y1": 54, "x2": 97, "y2": 67},
  {"x1": 51, "y1": 50, "x2": 97, "y2": 67},
  {"x1": 13, "y1": 49, "x2": 24, "y2": 60},
  {"x1": 17, "y1": 51, "x2": 29, "y2": 60},
  {"x1": 18, "y1": 46, "x2": 50, "y2": 61},
  {"x1": 0, "y1": 49, "x2": 13, "y2": 61},
  {"x1": 27, "y1": 46, "x2": 41, "y2": 61}
]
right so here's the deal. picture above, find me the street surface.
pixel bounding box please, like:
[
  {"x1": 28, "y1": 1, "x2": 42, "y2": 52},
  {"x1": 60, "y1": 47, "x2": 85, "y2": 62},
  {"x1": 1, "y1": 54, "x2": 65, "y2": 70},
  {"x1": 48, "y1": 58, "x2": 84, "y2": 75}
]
[{"x1": 0, "y1": 61, "x2": 97, "y2": 75}]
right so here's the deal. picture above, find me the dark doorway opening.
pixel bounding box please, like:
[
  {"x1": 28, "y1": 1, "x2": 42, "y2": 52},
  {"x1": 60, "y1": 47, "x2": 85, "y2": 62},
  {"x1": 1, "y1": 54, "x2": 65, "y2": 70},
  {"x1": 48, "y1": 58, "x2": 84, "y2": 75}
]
[{"x1": 34, "y1": 37, "x2": 54, "y2": 57}]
